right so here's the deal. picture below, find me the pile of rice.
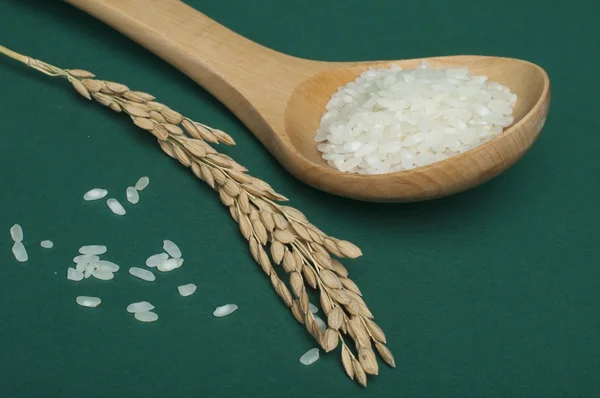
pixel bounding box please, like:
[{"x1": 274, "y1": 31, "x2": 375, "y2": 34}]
[{"x1": 315, "y1": 61, "x2": 516, "y2": 174}]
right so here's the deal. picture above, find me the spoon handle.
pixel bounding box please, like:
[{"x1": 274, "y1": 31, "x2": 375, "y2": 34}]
[{"x1": 66, "y1": 0, "x2": 291, "y2": 120}]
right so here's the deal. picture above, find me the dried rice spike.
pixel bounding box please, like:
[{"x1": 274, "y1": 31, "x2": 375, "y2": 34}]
[
  {"x1": 319, "y1": 269, "x2": 342, "y2": 289},
  {"x1": 314, "y1": 252, "x2": 334, "y2": 271},
  {"x1": 257, "y1": 245, "x2": 272, "y2": 275},
  {"x1": 327, "y1": 307, "x2": 344, "y2": 330},
  {"x1": 345, "y1": 299, "x2": 361, "y2": 316},
  {"x1": 307, "y1": 228, "x2": 323, "y2": 244},
  {"x1": 92, "y1": 92, "x2": 112, "y2": 106},
  {"x1": 133, "y1": 116, "x2": 154, "y2": 130},
  {"x1": 173, "y1": 145, "x2": 191, "y2": 166},
  {"x1": 353, "y1": 359, "x2": 368, "y2": 387},
  {"x1": 123, "y1": 91, "x2": 146, "y2": 102},
  {"x1": 272, "y1": 213, "x2": 288, "y2": 230},
  {"x1": 290, "y1": 222, "x2": 311, "y2": 242},
  {"x1": 108, "y1": 102, "x2": 122, "y2": 112},
  {"x1": 181, "y1": 119, "x2": 198, "y2": 137},
  {"x1": 106, "y1": 82, "x2": 129, "y2": 93},
  {"x1": 273, "y1": 229, "x2": 295, "y2": 244},
  {"x1": 289, "y1": 271, "x2": 304, "y2": 297},
  {"x1": 364, "y1": 318, "x2": 387, "y2": 343},
  {"x1": 159, "y1": 140, "x2": 176, "y2": 158},
  {"x1": 299, "y1": 289, "x2": 310, "y2": 314},
  {"x1": 260, "y1": 211, "x2": 275, "y2": 232},
  {"x1": 336, "y1": 240, "x2": 363, "y2": 258},
  {"x1": 323, "y1": 328, "x2": 339, "y2": 352},
  {"x1": 331, "y1": 258, "x2": 349, "y2": 278},
  {"x1": 200, "y1": 164, "x2": 215, "y2": 189},
  {"x1": 160, "y1": 107, "x2": 183, "y2": 124},
  {"x1": 281, "y1": 206, "x2": 308, "y2": 223},
  {"x1": 329, "y1": 289, "x2": 350, "y2": 305},
  {"x1": 292, "y1": 249, "x2": 304, "y2": 273},
  {"x1": 249, "y1": 208, "x2": 261, "y2": 222},
  {"x1": 131, "y1": 91, "x2": 155, "y2": 101},
  {"x1": 282, "y1": 249, "x2": 297, "y2": 273},
  {"x1": 324, "y1": 238, "x2": 344, "y2": 257},
  {"x1": 71, "y1": 79, "x2": 91, "y2": 100},
  {"x1": 82, "y1": 79, "x2": 104, "y2": 92},
  {"x1": 248, "y1": 237, "x2": 260, "y2": 262},
  {"x1": 375, "y1": 342, "x2": 396, "y2": 368},
  {"x1": 341, "y1": 346, "x2": 355, "y2": 380},
  {"x1": 241, "y1": 183, "x2": 264, "y2": 197},
  {"x1": 276, "y1": 281, "x2": 293, "y2": 307},
  {"x1": 270, "y1": 241, "x2": 285, "y2": 265},
  {"x1": 358, "y1": 347, "x2": 379, "y2": 375},
  {"x1": 227, "y1": 169, "x2": 252, "y2": 184},
  {"x1": 238, "y1": 214, "x2": 252, "y2": 240},
  {"x1": 251, "y1": 219, "x2": 268, "y2": 245},
  {"x1": 302, "y1": 265, "x2": 317, "y2": 289},
  {"x1": 186, "y1": 139, "x2": 207, "y2": 158},
  {"x1": 206, "y1": 154, "x2": 232, "y2": 168},
  {"x1": 164, "y1": 123, "x2": 183, "y2": 136},
  {"x1": 67, "y1": 69, "x2": 95, "y2": 78},
  {"x1": 237, "y1": 191, "x2": 251, "y2": 214},
  {"x1": 212, "y1": 129, "x2": 236, "y2": 145},
  {"x1": 191, "y1": 123, "x2": 218, "y2": 143},
  {"x1": 340, "y1": 277, "x2": 362, "y2": 296},
  {"x1": 0, "y1": 48, "x2": 391, "y2": 387},
  {"x1": 152, "y1": 124, "x2": 169, "y2": 141},
  {"x1": 319, "y1": 291, "x2": 333, "y2": 314},
  {"x1": 148, "y1": 110, "x2": 166, "y2": 123},
  {"x1": 348, "y1": 317, "x2": 370, "y2": 346},
  {"x1": 291, "y1": 299, "x2": 305, "y2": 324}
]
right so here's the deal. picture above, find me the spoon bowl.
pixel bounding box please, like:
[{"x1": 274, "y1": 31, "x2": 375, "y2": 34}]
[{"x1": 68, "y1": 0, "x2": 550, "y2": 202}]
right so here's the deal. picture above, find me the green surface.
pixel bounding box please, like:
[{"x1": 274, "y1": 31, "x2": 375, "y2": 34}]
[{"x1": 0, "y1": 0, "x2": 599, "y2": 397}]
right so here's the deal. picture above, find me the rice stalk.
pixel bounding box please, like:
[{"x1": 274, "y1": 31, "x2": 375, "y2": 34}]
[{"x1": 0, "y1": 45, "x2": 395, "y2": 387}]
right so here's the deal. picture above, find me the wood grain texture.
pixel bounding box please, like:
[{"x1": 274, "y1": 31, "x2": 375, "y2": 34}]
[{"x1": 67, "y1": 0, "x2": 551, "y2": 202}]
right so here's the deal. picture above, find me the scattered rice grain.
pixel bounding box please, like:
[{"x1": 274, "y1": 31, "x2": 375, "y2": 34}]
[
  {"x1": 106, "y1": 198, "x2": 126, "y2": 215},
  {"x1": 129, "y1": 267, "x2": 156, "y2": 282},
  {"x1": 135, "y1": 176, "x2": 150, "y2": 191},
  {"x1": 299, "y1": 348, "x2": 320, "y2": 366},
  {"x1": 126, "y1": 186, "x2": 140, "y2": 204},
  {"x1": 127, "y1": 301, "x2": 155, "y2": 313},
  {"x1": 83, "y1": 188, "x2": 108, "y2": 201},
  {"x1": 67, "y1": 267, "x2": 84, "y2": 281},
  {"x1": 40, "y1": 240, "x2": 54, "y2": 248},
  {"x1": 178, "y1": 283, "x2": 197, "y2": 297},
  {"x1": 134, "y1": 311, "x2": 158, "y2": 322},
  {"x1": 10, "y1": 224, "x2": 23, "y2": 242},
  {"x1": 146, "y1": 253, "x2": 168, "y2": 268},
  {"x1": 76, "y1": 296, "x2": 101, "y2": 308},
  {"x1": 79, "y1": 245, "x2": 107, "y2": 255},
  {"x1": 12, "y1": 241, "x2": 28, "y2": 262},
  {"x1": 213, "y1": 304, "x2": 238, "y2": 317},
  {"x1": 162, "y1": 240, "x2": 182, "y2": 258}
]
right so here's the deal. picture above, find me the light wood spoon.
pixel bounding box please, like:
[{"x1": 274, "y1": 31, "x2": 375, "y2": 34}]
[{"x1": 67, "y1": 0, "x2": 550, "y2": 202}]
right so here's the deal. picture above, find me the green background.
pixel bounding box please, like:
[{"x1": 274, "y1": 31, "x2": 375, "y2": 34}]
[{"x1": 1, "y1": 0, "x2": 599, "y2": 397}]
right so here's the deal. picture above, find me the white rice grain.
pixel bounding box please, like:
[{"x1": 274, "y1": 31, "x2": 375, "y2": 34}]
[
  {"x1": 10, "y1": 224, "x2": 23, "y2": 242},
  {"x1": 135, "y1": 176, "x2": 150, "y2": 191},
  {"x1": 84, "y1": 264, "x2": 95, "y2": 278},
  {"x1": 299, "y1": 348, "x2": 320, "y2": 366},
  {"x1": 157, "y1": 258, "x2": 181, "y2": 272},
  {"x1": 92, "y1": 270, "x2": 114, "y2": 281},
  {"x1": 213, "y1": 304, "x2": 238, "y2": 317},
  {"x1": 67, "y1": 267, "x2": 84, "y2": 281},
  {"x1": 73, "y1": 254, "x2": 100, "y2": 264},
  {"x1": 40, "y1": 240, "x2": 54, "y2": 248},
  {"x1": 162, "y1": 240, "x2": 182, "y2": 258},
  {"x1": 92, "y1": 260, "x2": 120, "y2": 272},
  {"x1": 134, "y1": 311, "x2": 158, "y2": 322},
  {"x1": 129, "y1": 267, "x2": 156, "y2": 282},
  {"x1": 83, "y1": 188, "x2": 108, "y2": 201},
  {"x1": 76, "y1": 296, "x2": 101, "y2": 308},
  {"x1": 127, "y1": 301, "x2": 155, "y2": 313},
  {"x1": 178, "y1": 283, "x2": 197, "y2": 297},
  {"x1": 79, "y1": 245, "x2": 107, "y2": 255},
  {"x1": 106, "y1": 198, "x2": 126, "y2": 216},
  {"x1": 146, "y1": 253, "x2": 168, "y2": 268},
  {"x1": 309, "y1": 303, "x2": 319, "y2": 314},
  {"x1": 126, "y1": 187, "x2": 140, "y2": 204},
  {"x1": 12, "y1": 241, "x2": 28, "y2": 262}
]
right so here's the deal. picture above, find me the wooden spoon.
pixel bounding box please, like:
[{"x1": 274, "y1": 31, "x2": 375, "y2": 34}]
[{"x1": 67, "y1": 0, "x2": 550, "y2": 202}]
